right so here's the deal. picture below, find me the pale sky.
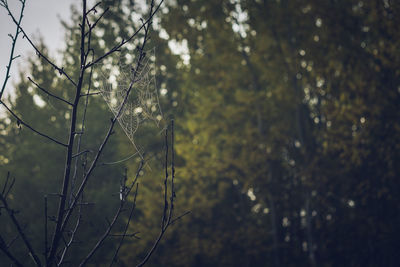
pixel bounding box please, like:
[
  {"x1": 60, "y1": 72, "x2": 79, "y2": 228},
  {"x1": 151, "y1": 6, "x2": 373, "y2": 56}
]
[{"x1": 0, "y1": 0, "x2": 81, "y2": 91}]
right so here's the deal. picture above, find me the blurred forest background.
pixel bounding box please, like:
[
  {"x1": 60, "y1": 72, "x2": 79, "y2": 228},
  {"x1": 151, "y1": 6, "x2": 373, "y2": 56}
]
[{"x1": 1, "y1": 0, "x2": 400, "y2": 266}]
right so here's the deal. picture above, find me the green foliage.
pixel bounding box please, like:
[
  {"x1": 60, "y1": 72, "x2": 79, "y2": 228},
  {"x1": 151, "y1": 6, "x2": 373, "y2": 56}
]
[
  {"x1": 125, "y1": 0, "x2": 400, "y2": 266},
  {"x1": 1, "y1": 0, "x2": 400, "y2": 266}
]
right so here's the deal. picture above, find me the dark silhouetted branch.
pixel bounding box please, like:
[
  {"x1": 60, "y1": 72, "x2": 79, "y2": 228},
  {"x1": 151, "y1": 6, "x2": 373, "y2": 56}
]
[
  {"x1": 0, "y1": 0, "x2": 25, "y2": 100},
  {"x1": 59, "y1": 8, "x2": 153, "y2": 241},
  {"x1": 136, "y1": 120, "x2": 189, "y2": 267},
  {"x1": 28, "y1": 77, "x2": 73, "y2": 106},
  {"x1": 3, "y1": 3, "x2": 76, "y2": 86},
  {"x1": 47, "y1": 1, "x2": 89, "y2": 262},
  {"x1": 85, "y1": 0, "x2": 164, "y2": 68},
  {"x1": 0, "y1": 234, "x2": 24, "y2": 267},
  {"x1": 0, "y1": 100, "x2": 68, "y2": 147},
  {"x1": 80, "y1": 161, "x2": 143, "y2": 266},
  {"x1": 0, "y1": 175, "x2": 42, "y2": 266}
]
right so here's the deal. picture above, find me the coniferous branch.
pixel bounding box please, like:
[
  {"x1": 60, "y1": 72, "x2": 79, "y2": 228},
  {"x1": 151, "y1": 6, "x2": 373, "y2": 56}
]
[
  {"x1": 27, "y1": 77, "x2": 73, "y2": 106},
  {"x1": 0, "y1": 100, "x2": 68, "y2": 147}
]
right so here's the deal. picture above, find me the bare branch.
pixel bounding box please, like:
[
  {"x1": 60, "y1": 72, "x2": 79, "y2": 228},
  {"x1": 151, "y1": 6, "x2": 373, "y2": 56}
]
[
  {"x1": 86, "y1": 0, "x2": 164, "y2": 68},
  {"x1": 59, "y1": 8, "x2": 154, "y2": 243},
  {"x1": 0, "y1": 100, "x2": 68, "y2": 147},
  {"x1": 44, "y1": 196, "x2": 48, "y2": 263},
  {"x1": 0, "y1": 182, "x2": 42, "y2": 266},
  {"x1": 2, "y1": 3, "x2": 76, "y2": 86},
  {"x1": 1, "y1": 171, "x2": 12, "y2": 196},
  {"x1": 72, "y1": 149, "x2": 92, "y2": 158},
  {"x1": 136, "y1": 119, "x2": 186, "y2": 267},
  {"x1": 170, "y1": 211, "x2": 191, "y2": 225},
  {"x1": 0, "y1": 0, "x2": 25, "y2": 100},
  {"x1": 80, "y1": 91, "x2": 100, "y2": 97},
  {"x1": 85, "y1": 5, "x2": 109, "y2": 37},
  {"x1": 109, "y1": 184, "x2": 139, "y2": 266},
  {"x1": 80, "y1": 160, "x2": 144, "y2": 266},
  {"x1": 162, "y1": 126, "x2": 168, "y2": 230},
  {"x1": 28, "y1": 77, "x2": 73, "y2": 106},
  {"x1": 57, "y1": 195, "x2": 84, "y2": 266},
  {"x1": 0, "y1": 234, "x2": 24, "y2": 267},
  {"x1": 47, "y1": 0, "x2": 89, "y2": 262},
  {"x1": 85, "y1": 1, "x2": 101, "y2": 16}
]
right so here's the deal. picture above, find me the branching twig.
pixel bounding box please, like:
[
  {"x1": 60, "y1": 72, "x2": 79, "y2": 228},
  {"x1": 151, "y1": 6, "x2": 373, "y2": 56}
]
[
  {"x1": 2, "y1": 2, "x2": 76, "y2": 86},
  {"x1": 136, "y1": 120, "x2": 189, "y2": 267},
  {"x1": 57, "y1": 195, "x2": 83, "y2": 266},
  {"x1": 58, "y1": 4, "x2": 154, "y2": 245},
  {"x1": 84, "y1": 4, "x2": 109, "y2": 37},
  {"x1": 79, "y1": 161, "x2": 143, "y2": 266},
  {"x1": 0, "y1": 0, "x2": 25, "y2": 100},
  {"x1": 0, "y1": 234, "x2": 24, "y2": 267},
  {"x1": 0, "y1": 175, "x2": 42, "y2": 266},
  {"x1": 47, "y1": 1, "x2": 90, "y2": 263},
  {"x1": 85, "y1": 0, "x2": 164, "y2": 68}
]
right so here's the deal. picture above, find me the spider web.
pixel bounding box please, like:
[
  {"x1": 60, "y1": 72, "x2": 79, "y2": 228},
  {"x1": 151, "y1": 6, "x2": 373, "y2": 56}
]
[{"x1": 96, "y1": 48, "x2": 163, "y2": 156}]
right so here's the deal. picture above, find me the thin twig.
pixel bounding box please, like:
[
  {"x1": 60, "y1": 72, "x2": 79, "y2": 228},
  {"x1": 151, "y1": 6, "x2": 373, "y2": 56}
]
[
  {"x1": 79, "y1": 161, "x2": 143, "y2": 266},
  {"x1": 0, "y1": 0, "x2": 25, "y2": 100},
  {"x1": 136, "y1": 119, "x2": 186, "y2": 267},
  {"x1": 80, "y1": 91, "x2": 101, "y2": 97},
  {"x1": 1, "y1": 171, "x2": 11, "y2": 196},
  {"x1": 57, "y1": 194, "x2": 83, "y2": 266},
  {"x1": 47, "y1": 0, "x2": 89, "y2": 263},
  {"x1": 3, "y1": 3, "x2": 76, "y2": 86},
  {"x1": 0, "y1": 191, "x2": 42, "y2": 266},
  {"x1": 0, "y1": 100, "x2": 67, "y2": 147},
  {"x1": 109, "y1": 184, "x2": 139, "y2": 267},
  {"x1": 162, "y1": 126, "x2": 168, "y2": 230},
  {"x1": 167, "y1": 119, "x2": 175, "y2": 223},
  {"x1": 59, "y1": 5, "x2": 154, "y2": 241},
  {"x1": 28, "y1": 77, "x2": 73, "y2": 106},
  {"x1": 85, "y1": 1, "x2": 101, "y2": 16},
  {"x1": 44, "y1": 195, "x2": 48, "y2": 262},
  {"x1": 84, "y1": 5, "x2": 109, "y2": 37},
  {"x1": 72, "y1": 149, "x2": 92, "y2": 158},
  {"x1": 85, "y1": 0, "x2": 164, "y2": 68},
  {"x1": 0, "y1": 234, "x2": 24, "y2": 267}
]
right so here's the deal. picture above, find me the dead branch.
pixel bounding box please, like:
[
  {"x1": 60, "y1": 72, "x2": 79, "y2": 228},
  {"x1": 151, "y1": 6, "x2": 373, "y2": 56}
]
[
  {"x1": 0, "y1": 174, "x2": 42, "y2": 266},
  {"x1": 0, "y1": 0, "x2": 25, "y2": 100},
  {"x1": 28, "y1": 77, "x2": 73, "y2": 106},
  {"x1": 0, "y1": 100, "x2": 67, "y2": 147}
]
